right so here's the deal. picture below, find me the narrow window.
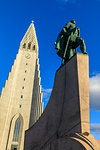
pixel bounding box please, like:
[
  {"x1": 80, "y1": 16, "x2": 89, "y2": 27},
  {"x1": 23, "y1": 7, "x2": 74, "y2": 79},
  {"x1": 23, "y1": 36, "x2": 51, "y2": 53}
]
[
  {"x1": 23, "y1": 43, "x2": 26, "y2": 48},
  {"x1": 26, "y1": 63, "x2": 28, "y2": 65},
  {"x1": 19, "y1": 105, "x2": 22, "y2": 108},
  {"x1": 21, "y1": 95, "x2": 23, "y2": 99},
  {"x1": 13, "y1": 118, "x2": 21, "y2": 141},
  {"x1": 25, "y1": 70, "x2": 27, "y2": 73},
  {"x1": 33, "y1": 45, "x2": 35, "y2": 50},
  {"x1": 24, "y1": 78, "x2": 25, "y2": 81},
  {"x1": 22, "y1": 86, "x2": 24, "y2": 89},
  {"x1": 28, "y1": 42, "x2": 31, "y2": 49}
]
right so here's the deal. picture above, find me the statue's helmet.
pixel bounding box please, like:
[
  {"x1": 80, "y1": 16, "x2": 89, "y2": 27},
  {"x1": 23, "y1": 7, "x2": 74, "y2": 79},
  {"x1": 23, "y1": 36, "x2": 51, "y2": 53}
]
[{"x1": 70, "y1": 19, "x2": 76, "y2": 24}]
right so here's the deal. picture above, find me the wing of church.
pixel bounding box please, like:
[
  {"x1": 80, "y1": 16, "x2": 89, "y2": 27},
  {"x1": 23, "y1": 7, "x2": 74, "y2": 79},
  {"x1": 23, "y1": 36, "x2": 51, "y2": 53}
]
[{"x1": 0, "y1": 22, "x2": 43, "y2": 150}]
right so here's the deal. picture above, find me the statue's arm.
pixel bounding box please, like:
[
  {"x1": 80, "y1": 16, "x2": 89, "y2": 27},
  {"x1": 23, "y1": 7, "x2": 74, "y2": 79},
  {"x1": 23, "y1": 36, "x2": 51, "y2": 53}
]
[
  {"x1": 77, "y1": 27, "x2": 80, "y2": 37},
  {"x1": 65, "y1": 23, "x2": 71, "y2": 29},
  {"x1": 62, "y1": 27, "x2": 67, "y2": 35},
  {"x1": 62, "y1": 23, "x2": 73, "y2": 35}
]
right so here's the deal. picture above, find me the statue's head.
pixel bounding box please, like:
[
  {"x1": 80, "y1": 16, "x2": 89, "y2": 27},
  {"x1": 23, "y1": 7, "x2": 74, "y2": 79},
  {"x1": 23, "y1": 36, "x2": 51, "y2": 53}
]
[{"x1": 70, "y1": 19, "x2": 76, "y2": 25}]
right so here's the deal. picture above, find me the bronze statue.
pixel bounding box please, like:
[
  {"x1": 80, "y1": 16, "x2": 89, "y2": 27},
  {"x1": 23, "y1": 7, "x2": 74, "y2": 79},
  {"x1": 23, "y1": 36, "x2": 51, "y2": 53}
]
[{"x1": 55, "y1": 20, "x2": 87, "y2": 64}]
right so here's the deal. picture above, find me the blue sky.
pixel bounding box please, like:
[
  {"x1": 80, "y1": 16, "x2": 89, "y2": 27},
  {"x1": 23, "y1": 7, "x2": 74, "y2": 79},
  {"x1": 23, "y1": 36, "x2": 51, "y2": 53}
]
[{"x1": 0, "y1": 0, "x2": 100, "y2": 140}]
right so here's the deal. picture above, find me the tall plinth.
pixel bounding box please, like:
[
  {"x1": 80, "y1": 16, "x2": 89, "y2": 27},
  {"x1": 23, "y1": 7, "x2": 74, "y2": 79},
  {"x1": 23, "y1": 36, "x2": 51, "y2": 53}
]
[
  {"x1": 58, "y1": 53, "x2": 90, "y2": 136},
  {"x1": 24, "y1": 53, "x2": 98, "y2": 150}
]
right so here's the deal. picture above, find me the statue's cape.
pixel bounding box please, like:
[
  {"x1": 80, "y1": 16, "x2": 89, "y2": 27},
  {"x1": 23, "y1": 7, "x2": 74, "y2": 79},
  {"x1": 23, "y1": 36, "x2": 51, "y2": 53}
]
[
  {"x1": 55, "y1": 32, "x2": 69, "y2": 58},
  {"x1": 55, "y1": 34, "x2": 64, "y2": 58}
]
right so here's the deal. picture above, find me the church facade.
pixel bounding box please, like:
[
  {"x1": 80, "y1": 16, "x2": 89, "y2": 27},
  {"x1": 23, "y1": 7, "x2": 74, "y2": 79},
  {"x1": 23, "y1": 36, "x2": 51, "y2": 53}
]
[{"x1": 0, "y1": 22, "x2": 43, "y2": 150}]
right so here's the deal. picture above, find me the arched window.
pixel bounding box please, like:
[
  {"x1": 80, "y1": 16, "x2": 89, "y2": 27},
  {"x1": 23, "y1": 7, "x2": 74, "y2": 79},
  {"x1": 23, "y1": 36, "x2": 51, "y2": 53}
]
[
  {"x1": 23, "y1": 43, "x2": 26, "y2": 48},
  {"x1": 6, "y1": 114, "x2": 23, "y2": 150},
  {"x1": 13, "y1": 118, "x2": 21, "y2": 142},
  {"x1": 28, "y1": 42, "x2": 31, "y2": 49}
]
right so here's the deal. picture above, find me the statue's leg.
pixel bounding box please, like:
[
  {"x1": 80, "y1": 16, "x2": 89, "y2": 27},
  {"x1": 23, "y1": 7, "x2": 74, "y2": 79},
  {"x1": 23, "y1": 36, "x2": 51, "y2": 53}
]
[
  {"x1": 61, "y1": 59, "x2": 64, "y2": 65},
  {"x1": 76, "y1": 37, "x2": 87, "y2": 54},
  {"x1": 67, "y1": 48, "x2": 75, "y2": 60}
]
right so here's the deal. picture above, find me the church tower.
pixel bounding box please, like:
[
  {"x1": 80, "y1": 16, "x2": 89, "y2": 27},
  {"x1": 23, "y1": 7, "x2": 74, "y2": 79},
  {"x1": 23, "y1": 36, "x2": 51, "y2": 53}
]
[{"x1": 0, "y1": 22, "x2": 43, "y2": 150}]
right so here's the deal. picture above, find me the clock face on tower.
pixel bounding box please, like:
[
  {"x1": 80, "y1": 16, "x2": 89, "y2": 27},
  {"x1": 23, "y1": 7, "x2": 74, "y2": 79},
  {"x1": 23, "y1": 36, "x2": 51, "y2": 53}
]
[{"x1": 25, "y1": 53, "x2": 31, "y2": 59}]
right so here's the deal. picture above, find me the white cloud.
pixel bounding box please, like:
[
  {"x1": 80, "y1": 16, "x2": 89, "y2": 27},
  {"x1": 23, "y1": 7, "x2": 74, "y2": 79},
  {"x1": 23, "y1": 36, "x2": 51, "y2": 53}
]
[
  {"x1": 42, "y1": 73, "x2": 100, "y2": 110},
  {"x1": 42, "y1": 88, "x2": 52, "y2": 101},
  {"x1": 89, "y1": 73, "x2": 100, "y2": 110},
  {"x1": 90, "y1": 124, "x2": 100, "y2": 134}
]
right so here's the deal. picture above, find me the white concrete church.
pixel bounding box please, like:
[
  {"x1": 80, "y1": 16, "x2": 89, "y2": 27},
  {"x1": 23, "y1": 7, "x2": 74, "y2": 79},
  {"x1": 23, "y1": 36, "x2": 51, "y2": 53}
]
[{"x1": 0, "y1": 22, "x2": 43, "y2": 150}]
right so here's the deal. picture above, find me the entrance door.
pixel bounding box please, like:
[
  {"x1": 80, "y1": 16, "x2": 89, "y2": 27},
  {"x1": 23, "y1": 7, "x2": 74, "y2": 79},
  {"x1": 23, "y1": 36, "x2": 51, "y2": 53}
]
[{"x1": 11, "y1": 145, "x2": 18, "y2": 150}]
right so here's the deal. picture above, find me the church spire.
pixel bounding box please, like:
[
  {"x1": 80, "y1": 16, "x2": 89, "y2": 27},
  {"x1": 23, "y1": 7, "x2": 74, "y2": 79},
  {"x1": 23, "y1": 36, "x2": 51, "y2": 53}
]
[{"x1": 20, "y1": 21, "x2": 38, "y2": 52}]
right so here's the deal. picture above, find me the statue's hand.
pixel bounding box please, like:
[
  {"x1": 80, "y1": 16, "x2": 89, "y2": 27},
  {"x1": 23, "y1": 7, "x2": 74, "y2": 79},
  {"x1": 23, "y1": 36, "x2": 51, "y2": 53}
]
[{"x1": 83, "y1": 52, "x2": 88, "y2": 54}]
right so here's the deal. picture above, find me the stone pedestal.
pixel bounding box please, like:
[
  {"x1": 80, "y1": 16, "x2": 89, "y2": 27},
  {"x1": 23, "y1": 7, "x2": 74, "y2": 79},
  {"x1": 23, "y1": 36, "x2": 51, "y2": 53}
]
[
  {"x1": 24, "y1": 53, "x2": 98, "y2": 150},
  {"x1": 58, "y1": 53, "x2": 90, "y2": 136}
]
